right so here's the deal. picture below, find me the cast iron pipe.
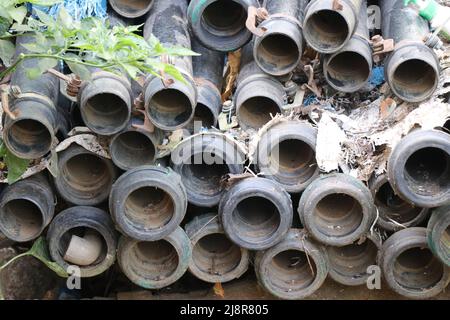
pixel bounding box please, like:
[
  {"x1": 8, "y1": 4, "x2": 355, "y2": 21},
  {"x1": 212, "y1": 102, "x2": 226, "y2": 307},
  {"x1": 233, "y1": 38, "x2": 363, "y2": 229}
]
[
  {"x1": 369, "y1": 173, "x2": 429, "y2": 231},
  {"x1": 188, "y1": 0, "x2": 258, "y2": 52},
  {"x1": 298, "y1": 173, "x2": 376, "y2": 247},
  {"x1": 387, "y1": 129, "x2": 450, "y2": 208},
  {"x1": 381, "y1": 0, "x2": 440, "y2": 102},
  {"x1": 235, "y1": 43, "x2": 285, "y2": 130},
  {"x1": 323, "y1": 0, "x2": 372, "y2": 92},
  {"x1": 109, "y1": 0, "x2": 154, "y2": 18},
  {"x1": 171, "y1": 133, "x2": 245, "y2": 208},
  {"x1": 109, "y1": 165, "x2": 187, "y2": 241},
  {"x1": 255, "y1": 229, "x2": 329, "y2": 300},
  {"x1": 47, "y1": 206, "x2": 118, "y2": 278},
  {"x1": 143, "y1": 0, "x2": 197, "y2": 131},
  {"x1": 253, "y1": 0, "x2": 307, "y2": 76},
  {"x1": 303, "y1": 0, "x2": 363, "y2": 54},
  {"x1": 0, "y1": 174, "x2": 55, "y2": 242},
  {"x1": 256, "y1": 120, "x2": 319, "y2": 193},
  {"x1": 185, "y1": 213, "x2": 249, "y2": 284},
  {"x1": 427, "y1": 206, "x2": 450, "y2": 266},
  {"x1": 117, "y1": 226, "x2": 192, "y2": 289},
  {"x1": 219, "y1": 177, "x2": 293, "y2": 250},
  {"x1": 54, "y1": 144, "x2": 118, "y2": 206},
  {"x1": 3, "y1": 35, "x2": 59, "y2": 159},
  {"x1": 381, "y1": 227, "x2": 449, "y2": 299}
]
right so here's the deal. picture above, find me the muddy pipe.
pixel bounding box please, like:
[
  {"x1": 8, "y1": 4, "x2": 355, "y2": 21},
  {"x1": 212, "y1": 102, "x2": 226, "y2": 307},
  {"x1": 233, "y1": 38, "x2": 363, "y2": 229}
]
[
  {"x1": 109, "y1": 0, "x2": 154, "y2": 18},
  {"x1": 235, "y1": 43, "x2": 285, "y2": 130},
  {"x1": 323, "y1": 0, "x2": 372, "y2": 92},
  {"x1": 3, "y1": 35, "x2": 59, "y2": 159},
  {"x1": 0, "y1": 174, "x2": 55, "y2": 242},
  {"x1": 381, "y1": 0, "x2": 440, "y2": 102},
  {"x1": 253, "y1": 0, "x2": 307, "y2": 76},
  {"x1": 303, "y1": 0, "x2": 363, "y2": 54},
  {"x1": 143, "y1": 0, "x2": 197, "y2": 131},
  {"x1": 427, "y1": 206, "x2": 450, "y2": 266},
  {"x1": 188, "y1": 0, "x2": 259, "y2": 52}
]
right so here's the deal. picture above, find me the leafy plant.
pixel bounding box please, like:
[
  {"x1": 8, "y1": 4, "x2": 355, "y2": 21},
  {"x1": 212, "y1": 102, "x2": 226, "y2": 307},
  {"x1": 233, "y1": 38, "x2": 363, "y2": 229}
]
[{"x1": 0, "y1": 141, "x2": 30, "y2": 184}]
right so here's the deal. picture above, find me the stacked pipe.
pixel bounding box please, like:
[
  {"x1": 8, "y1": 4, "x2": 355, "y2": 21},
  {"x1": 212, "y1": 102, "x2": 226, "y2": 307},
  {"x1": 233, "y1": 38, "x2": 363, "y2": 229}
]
[{"x1": 0, "y1": 0, "x2": 449, "y2": 301}]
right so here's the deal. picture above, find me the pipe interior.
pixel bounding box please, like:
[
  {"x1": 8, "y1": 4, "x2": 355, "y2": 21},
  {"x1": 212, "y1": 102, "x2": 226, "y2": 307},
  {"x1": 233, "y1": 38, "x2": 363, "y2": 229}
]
[
  {"x1": 440, "y1": 226, "x2": 450, "y2": 257},
  {"x1": 0, "y1": 199, "x2": 43, "y2": 240},
  {"x1": 304, "y1": 10, "x2": 349, "y2": 51},
  {"x1": 193, "y1": 233, "x2": 242, "y2": 276},
  {"x1": 149, "y1": 89, "x2": 192, "y2": 128},
  {"x1": 404, "y1": 147, "x2": 450, "y2": 196},
  {"x1": 392, "y1": 59, "x2": 437, "y2": 100},
  {"x1": 326, "y1": 51, "x2": 370, "y2": 89},
  {"x1": 201, "y1": 0, "x2": 247, "y2": 36},
  {"x1": 193, "y1": 103, "x2": 215, "y2": 129},
  {"x1": 268, "y1": 249, "x2": 317, "y2": 293},
  {"x1": 62, "y1": 153, "x2": 112, "y2": 199},
  {"x1": 393, "y1": 247, "x2": 444, "y2": 291},
  {"x1": 125, "y1": 186, "x2": 174, "y2": 230},
  {"x1": 110, "y1": 0, "x2": 152, "y2": 14},
  {"x1": 7, "y1": 119, "x2": 52, "y2": 156},
  {"x1": 130, "y1": 240, "x2": 179, "y2": 281},
  {"x1": 257, "y1": 34, "x2": 300, "y2": 73},
  {"x1": 84, "y1": 93, "x2": 129, "y2": 133},
  {"x1": 239, "y1": 97, "x2": 280, "y2": 130},
  {"x1": 375, "y1": 181, "x2": 423, "y2": 225},
  {"x1": 314, "y1": 193, "x2": 363, "y2": 237},
  {"x1": 232, "y1": 196, "x2": 281, "y2": 242},
  {"x1": 111, "y1": 131, "x2": 156, "y2": 169}
]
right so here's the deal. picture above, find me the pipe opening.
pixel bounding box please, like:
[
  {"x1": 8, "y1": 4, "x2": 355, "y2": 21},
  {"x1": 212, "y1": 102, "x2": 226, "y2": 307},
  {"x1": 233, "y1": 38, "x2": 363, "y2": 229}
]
[
  {"x1": 110, "y1": 0, "x2": 153, "y2": 14},
  {"x1": 232, "y1": 197, "x2": 281, "y2": 242},
  {"x1": 193, "y1": 103, "x2": 215, "y2": 129},
  {"x1": 59, "y1": 227, "x2": 107, "y2": 266},
  {"x1": 270, "y1": 139, "x2": 316, "y2": 178},
  {"x1": 404, "y1": 147, "x2": 450, "y2": 196},
  {"x1": 375, "y1": 181, "x2": 422, "y2": 224},
  {"x1": 304, "y1": 10, "x2": 349, "y2": 52},
  {"x1": 7, "y1": 119, "x2": 52, "y2": 157},
  {"x1": 392, "y1": 59, "x2": 437, "y2": 101},
  {"x1": 239, "y1": 97, "x2": 280, "y2": 130},
  {"x1": 393, "y1": 247, "x2": 444, "y2": 291},
  {"x1": 268, "y1": 250, "x2": 317, "y2": 292},
  {"x1": 149, "y1": 89, "x2": 193, "y2": 128},
  {"x1": 130, "y1": 240, "x2": 179, "y2": 280},
  {"x1": 201, "y1": 0, "x2": 247, "y2": 37},
  {"x1": 111, "y1": 131, "x2": 156, "y2": 169},
  {"x1": 84, "y1": 93, "x2": 129, "y2": 133},
  {"x1": 328, "y1": 238, "x2": 378, "y2": 280},
  {"x1": 326, "y1": 51, "x2": 370, "y2": 90},
  {"x1": 193, "y1": 233, "x2": 242, "y2": 276},
  {"x1": 256, "y1": 34, "x2": 300, "y2": 73},
  {"x1": 440, "y1": 226, "x2": 450, "y2": 256},
  {"x1": 124, "y1": 187, "x2": 174, "y2": 230},
  {"x1": 314, "y1": 194, "x2": 363, "y2": 237},
  {"x1": 61, "y1": 153, "x2": 113, "y2": 200},
  {"x1": 0, "y1": 199, "x2": 43, "y2": 240}
]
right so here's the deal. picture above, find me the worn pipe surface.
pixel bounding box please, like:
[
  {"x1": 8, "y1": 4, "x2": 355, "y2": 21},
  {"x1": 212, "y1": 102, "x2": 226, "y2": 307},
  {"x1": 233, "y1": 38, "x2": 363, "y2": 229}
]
[{"x1": 109, "y1": 0, "x2": 154, "y2": 18}]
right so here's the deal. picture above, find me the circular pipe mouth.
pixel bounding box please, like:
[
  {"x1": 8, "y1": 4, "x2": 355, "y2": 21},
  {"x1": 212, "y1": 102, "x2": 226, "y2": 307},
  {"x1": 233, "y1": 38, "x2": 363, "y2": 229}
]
[
  {"x1": 201, "y1": 0, "x2": 247, "y2": 37},
  {"x1": 6, "y1": 119, "x2": 52, "y2": 158},
  {"x1": 149, "y1": 89, "x2": 193, "y2": 129},
  {"x1": 192, "y1": 103, "x2": 216, "y2": 129},
  {"x1": 231, "y1": 196, "x2": 281, "y2": 243},
  {"x1": 129, "y1": 240, "x2": 179, "y2": 281},
  {"x1": 255, "y1": 33, "x2": 300, "y2": 75},
  {"x1": 375, "y1": 181, "x2": 423, "y2": 225},
  {"x1": 61, "y1": 153, "x2": 113, "y2": 200},
  {"x1": 325, "y1": 51, "x2": 371, "y2": 92},
  {"x1": 268, "y1": 249, "x2": 317, "y2": 292},
  {"x1": 404, "y1": 147, "x2": 450, "y2": 197},
  {"x1": 0, "y1": 199, "x2": 44, "y2": 241},
  {"x1": 239, "y1": 96, "x2": 280, "y2": 130},
  {"x1": 58, "y1": 227, "x2": 108, "y2": 267},
  {"x1": 313, "y1": 193, "x2": 363, "y2": 238},
  {"x1": 303, "y1": 9, "x2": 350, "y2": 53},
  {"x1": 83, "y1": 93, "x2": 130, "y2": 135},
  {"x1": 393, "y1": 247, "x2": 444, "y2": 291},
  {"x1": 109, "y1": 0, "x2": 153, "y2": 18},
  {"x1": 110, "y1": 131, "x2": 156, "y2": 170},
  {"x1": 193, "y1": 233, "x2": 242, "y2": 276},
  {"x1": 124, "y1": 186, "x2": 175, "y2": 230},
  {"x1": 391, "y1": 59, "x2": 438, "y2": 102}
]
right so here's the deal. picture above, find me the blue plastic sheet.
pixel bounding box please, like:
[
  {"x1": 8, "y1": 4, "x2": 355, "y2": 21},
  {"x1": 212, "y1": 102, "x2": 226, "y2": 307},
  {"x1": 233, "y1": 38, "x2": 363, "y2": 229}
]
[{"x1": 28, "y1": 0, "x2": 107, "y2": 21}]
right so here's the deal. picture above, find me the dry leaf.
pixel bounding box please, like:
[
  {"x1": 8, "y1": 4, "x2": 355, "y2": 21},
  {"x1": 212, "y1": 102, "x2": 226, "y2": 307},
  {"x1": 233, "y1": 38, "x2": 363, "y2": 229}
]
[{"x1": 213, "y1": 282, "x2": 225, "y2": 299}]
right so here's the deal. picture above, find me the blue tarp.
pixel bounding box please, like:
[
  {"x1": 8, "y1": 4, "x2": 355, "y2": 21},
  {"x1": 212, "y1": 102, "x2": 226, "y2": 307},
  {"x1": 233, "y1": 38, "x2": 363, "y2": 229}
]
[{"x1": 28, "y1": 0, "x2": 107, "y2": 21}]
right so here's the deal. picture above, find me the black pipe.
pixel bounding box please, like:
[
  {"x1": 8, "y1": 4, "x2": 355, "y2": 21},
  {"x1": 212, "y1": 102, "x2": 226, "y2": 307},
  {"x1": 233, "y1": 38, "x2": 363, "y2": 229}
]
[{"x1": 109, "y1": 0, "x2": 154, "y2": 18}]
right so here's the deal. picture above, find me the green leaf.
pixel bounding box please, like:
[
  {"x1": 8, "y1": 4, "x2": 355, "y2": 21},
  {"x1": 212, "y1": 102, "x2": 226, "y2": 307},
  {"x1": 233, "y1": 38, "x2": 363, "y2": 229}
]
[
  {"x1": 10, "y1": 22, "x2": 34, "y2": 32},
  {"x1": 57, "y1": 7, "x2": 73, "y2": 30},
  {"x1": 27, "y1": 237, "x2": 68, "y2": 278},
  {"x1": 165, "y1": 46, "x2": 200, "y2": 57},
  {"x1": 64, "y1": 53, "x2": 91, "y2": 80},
  {"x1": 20, "y1": 42, "x2": 44, "y2": 53},
  {"x1": 25, "y1": 57, "x2": 57, "y2": 80},
  {"x1": 0, "y1": 39, "x2": 15, "y2": 67},
  {"x1": 0, "y1": 16, "x2": 10, "y2": 36},
  {"x1": 26, "y1": 67, "x2": 43, "y2": 80},
  {"x1": 164, "y1": 64, "x2": 186, "y2": 83},
  {"x1": 25, "y1": 0, "x2": 62, "y2": 5},
  {"x1": 8, "y1": 6, "x2": 27, "y2": 24},
  {"x1": 0, "y1": 143, "x2": 29, "y2": 184}
]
